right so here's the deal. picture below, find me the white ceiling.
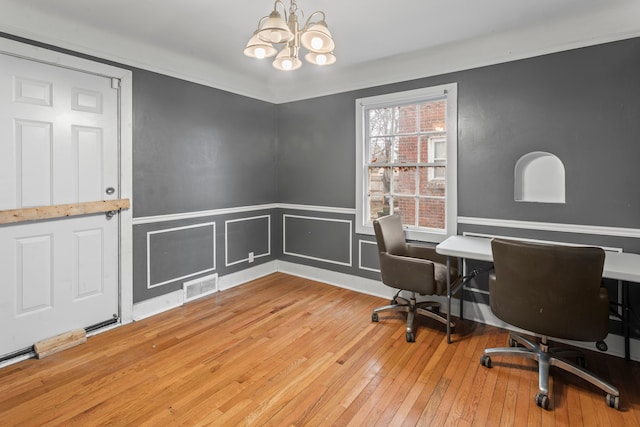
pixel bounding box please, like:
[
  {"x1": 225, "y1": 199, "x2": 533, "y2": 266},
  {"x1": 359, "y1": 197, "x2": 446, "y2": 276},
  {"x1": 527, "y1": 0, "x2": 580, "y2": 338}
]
[{"x1": 2, "y1": 0, "x2": 640, "y2": 103}]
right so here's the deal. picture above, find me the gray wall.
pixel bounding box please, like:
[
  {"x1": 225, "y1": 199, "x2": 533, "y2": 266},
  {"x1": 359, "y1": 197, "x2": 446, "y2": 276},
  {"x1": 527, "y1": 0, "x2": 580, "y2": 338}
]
[
  {"x1": 277, "y1": 93, "x2": 356, "y2": 208},
  {"x1": 133, "y1": 70, "x2": 278, "y2": 217}
]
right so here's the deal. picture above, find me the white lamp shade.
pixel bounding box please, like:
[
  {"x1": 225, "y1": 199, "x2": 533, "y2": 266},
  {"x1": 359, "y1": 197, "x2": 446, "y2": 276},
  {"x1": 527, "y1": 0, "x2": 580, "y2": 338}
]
[
  {"x1": 244, "y1": 33, "x2": 277, "y2": 59},
  {"x1": 272, "y1": 47, "x2": 302, "y2": 71},
  {"x1": 257, "y1": 10, "x2": 293, "y2": 44},
  {"x1": 305, "y1": 51, "x2": 336, "y2": 66},
  {"x1": 300, "y1": 22, "x2": 335, "y2": 53}
]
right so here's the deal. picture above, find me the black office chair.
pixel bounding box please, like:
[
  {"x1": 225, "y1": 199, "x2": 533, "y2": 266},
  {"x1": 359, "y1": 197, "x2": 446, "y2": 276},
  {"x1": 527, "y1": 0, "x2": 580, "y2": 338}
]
[
  {"x1": 480, "y1": 238, "x2": 620, "y2": 410},
  {"x1": 371, "y1": 214, "x2": 459, "y2": 342}
]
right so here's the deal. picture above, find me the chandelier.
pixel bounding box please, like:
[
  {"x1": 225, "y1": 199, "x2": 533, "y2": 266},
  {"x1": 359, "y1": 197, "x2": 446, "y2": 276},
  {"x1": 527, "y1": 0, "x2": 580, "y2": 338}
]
[{"x1": 243, "y1": 0, "x2": 336, "y2": 71}]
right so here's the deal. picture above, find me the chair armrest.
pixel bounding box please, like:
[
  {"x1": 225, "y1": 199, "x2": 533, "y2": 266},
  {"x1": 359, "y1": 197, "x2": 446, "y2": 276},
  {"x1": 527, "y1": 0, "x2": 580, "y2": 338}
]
[
  {"x1": 382, "y1": 252, "x2": 435, "y2": 274},
  {"x1": 407, "y1": 243, "x2": 457, "y2": 270}
]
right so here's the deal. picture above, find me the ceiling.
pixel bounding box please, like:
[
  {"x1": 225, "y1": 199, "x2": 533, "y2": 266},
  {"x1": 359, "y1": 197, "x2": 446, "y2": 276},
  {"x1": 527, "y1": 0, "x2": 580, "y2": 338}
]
[{"x1": 2, "y1": 0, "x2": 640, "y2": 103}]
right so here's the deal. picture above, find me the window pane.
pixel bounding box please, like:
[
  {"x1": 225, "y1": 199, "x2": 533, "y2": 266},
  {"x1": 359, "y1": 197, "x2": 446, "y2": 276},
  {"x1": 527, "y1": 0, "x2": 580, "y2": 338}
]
[
  {"x1": 392, "y1": 166, "x2": 416, "y2": 195},
  {"x1": 397, "y1": 105, "x2": 418, "y2": 134},
  {"x1": 418, "y1": 198, "x2": 445, "y2": 229},
  {"x1": 395, "y1": 197, "x2": 416, "y2": 226},
  {"x1": 369, "y1": 137, "x2": 395, "y2": 163},
  {"x1": 420, "y1": 100, "x2": 446, "y2": 133},
  {"x1": 368, "y1": 167, "x2": 391, "y2": 194},
  {"x1": 368, "y1": 107, "x2": 399, "y2": 136},
  {"x1": 419, "y1": 167, "x2": 446, "y2": 197},
  {"x1": 395, "y1": 136, "x2": 418, "y2": 163},
  {"x1": 369, "y1": 194, "x2": 391, "y2": 220}
]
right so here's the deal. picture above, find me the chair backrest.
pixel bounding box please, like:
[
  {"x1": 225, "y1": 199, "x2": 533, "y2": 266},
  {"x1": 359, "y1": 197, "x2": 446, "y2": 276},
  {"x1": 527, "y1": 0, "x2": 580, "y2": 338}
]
[
  {"x1": 373, "y1": 214, "x2": 408, "y2": 257},
  {"x1": 490, "y1": 238, "x2": 609, "y2": 341}
]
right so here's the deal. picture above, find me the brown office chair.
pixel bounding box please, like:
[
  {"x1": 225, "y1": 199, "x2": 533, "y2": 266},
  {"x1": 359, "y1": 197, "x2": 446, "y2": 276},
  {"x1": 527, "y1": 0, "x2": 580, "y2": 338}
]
[
  {"x1": 371, "y1": 214, "x2": 458, "y2": 342},
  {"x1": 480, "y1": 239, "x2": 620, "y2": 410}
]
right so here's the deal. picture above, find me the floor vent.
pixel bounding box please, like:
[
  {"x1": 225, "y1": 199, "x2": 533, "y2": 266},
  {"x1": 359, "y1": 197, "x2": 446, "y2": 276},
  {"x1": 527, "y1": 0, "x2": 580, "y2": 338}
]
[{"x1": 183, "y1": 273, "x2": 218, "y2": 303}]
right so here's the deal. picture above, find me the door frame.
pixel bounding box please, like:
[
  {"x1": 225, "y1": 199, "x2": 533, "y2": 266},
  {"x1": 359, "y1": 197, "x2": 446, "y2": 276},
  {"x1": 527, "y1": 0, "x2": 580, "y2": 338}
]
[{"x1": 0, "y1": 37, "x2": 134, "y2": 325}]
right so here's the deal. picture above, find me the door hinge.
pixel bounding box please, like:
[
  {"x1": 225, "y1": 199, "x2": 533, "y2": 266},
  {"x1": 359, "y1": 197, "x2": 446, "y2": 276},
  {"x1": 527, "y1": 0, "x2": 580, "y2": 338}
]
[{"x1": 111, "y1": 78, "x2": 121, "y2": 89}]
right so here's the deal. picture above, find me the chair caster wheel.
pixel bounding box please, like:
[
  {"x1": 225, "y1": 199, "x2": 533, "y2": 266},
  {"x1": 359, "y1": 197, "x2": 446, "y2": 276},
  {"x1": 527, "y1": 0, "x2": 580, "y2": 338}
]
[
  {"x1": 606, "y1": 394, "x2": 620, "y2": 409},
  {"x1": 480, "y1": 355, "x2": 492, "y2": 368},
  {"x1": 406, "y1": 332, "x2": 415, "y2": 342},
  {"x1": 596, "y1": 340, "x2": 608, "y2": 352},
  {"x1": 535, "y1": 393, "x2": 550, "y2": 410},
  {"x1": 371, "y1": 312, "x2": 379, "y2": 322}
]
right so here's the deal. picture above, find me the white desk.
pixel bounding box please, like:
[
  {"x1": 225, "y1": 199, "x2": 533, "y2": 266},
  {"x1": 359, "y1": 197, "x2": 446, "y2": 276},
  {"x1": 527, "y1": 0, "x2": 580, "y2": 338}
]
[{"x1": 436, "y1": 235, "x2": 640, "y2": 360}]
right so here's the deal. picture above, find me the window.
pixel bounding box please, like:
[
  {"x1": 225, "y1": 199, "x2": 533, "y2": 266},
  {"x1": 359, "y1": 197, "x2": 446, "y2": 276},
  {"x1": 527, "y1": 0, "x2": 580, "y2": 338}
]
[{"x1": 355, "y1": 83, "x2": 457, "y2": 242}]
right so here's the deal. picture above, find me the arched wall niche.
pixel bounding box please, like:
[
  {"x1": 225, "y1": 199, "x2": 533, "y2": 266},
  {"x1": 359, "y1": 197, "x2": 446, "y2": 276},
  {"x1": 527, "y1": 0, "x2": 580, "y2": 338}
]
[{"x1": 514, "y1": 151, "x2": 565, "y2": 203}]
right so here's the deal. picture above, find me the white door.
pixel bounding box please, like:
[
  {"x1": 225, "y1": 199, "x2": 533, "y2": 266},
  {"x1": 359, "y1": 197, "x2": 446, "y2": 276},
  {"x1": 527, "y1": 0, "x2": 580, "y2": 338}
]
[{"x1": 0, "y1": 52, "x2": 120, "y2": 356}]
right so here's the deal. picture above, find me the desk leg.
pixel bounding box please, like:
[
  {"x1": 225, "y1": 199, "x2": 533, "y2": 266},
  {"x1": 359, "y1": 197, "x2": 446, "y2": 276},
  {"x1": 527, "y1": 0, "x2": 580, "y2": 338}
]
[
  {"x1": 623, "y1": 280, "x2": 630, "y2": 361},
  {"x1": 459, "y1": 257, "x2": 464, "y2": 321},
  {"x1": 446, "y1": 256, "x2": 452, "y2": 344}
]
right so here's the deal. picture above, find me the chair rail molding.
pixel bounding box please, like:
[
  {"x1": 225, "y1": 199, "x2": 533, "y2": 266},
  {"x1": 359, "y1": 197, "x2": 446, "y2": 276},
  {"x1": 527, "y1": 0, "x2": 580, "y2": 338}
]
[
  {"x1": 458, "y1": 217, "x2": 640, "y2": 239},
  {"x1": 132, "y1": 203, "x2": 355, "y2": 225}
]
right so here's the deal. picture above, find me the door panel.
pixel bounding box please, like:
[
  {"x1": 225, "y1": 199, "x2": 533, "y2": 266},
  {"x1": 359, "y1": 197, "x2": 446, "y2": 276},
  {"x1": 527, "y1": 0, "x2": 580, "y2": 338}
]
[
  {"x1": 0, "y1": 52, "x2": 119, "y2": 356},
  {"x1": 17, "y1": 234, "x2": 53, "y2": 314}
]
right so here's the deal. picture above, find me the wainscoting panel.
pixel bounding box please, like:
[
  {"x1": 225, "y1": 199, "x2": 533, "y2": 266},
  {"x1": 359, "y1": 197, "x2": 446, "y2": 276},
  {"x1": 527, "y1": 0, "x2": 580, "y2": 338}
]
[
  {"x1": 359, "y1": 239, "x2": 379, "y2": 273},
  {"x1": 225, "y1": 215, "x2": 270, "y2": 266},
  {"x1": 282, "y1": 214, "x2": 352, "y2": 267},
  {"x1": 147, "y1": 222, "x2": 216, "y2": 288}
]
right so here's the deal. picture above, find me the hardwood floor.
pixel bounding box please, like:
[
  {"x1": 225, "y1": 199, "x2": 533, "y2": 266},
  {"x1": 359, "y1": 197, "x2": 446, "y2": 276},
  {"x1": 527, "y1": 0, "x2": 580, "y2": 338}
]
[{"x1": 1, "y1": 272, "x2": 639, "y2": 426}]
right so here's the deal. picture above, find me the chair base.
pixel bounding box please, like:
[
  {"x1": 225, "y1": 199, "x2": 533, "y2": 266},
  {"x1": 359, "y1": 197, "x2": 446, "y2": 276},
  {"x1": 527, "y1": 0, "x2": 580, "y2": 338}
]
[
  {"x1": 480, "y1": 332, "x2": 620, "y2": 410},
  {"x1": 371, "y1": 291, "x2": 455, "y2": 342}
]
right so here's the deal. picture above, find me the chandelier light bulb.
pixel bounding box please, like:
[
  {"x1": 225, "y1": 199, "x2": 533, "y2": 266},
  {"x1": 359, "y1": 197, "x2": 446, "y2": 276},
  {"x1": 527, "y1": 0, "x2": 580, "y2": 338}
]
[
  {"x1": 244, "y1": 32, "x2": 277, "y2": 59},
  {"x1": 269, "y1": 31, "x2": 282, "y2": 43},
  {"x1": 282, "y1": 59, "x2": 293, "y2": 70},
  {"x1": 304, "y1": 51, "x2": 336, "y2": 66},
  {"x1": 311, "y1": 37, "x2": 323, "y2": 50}
]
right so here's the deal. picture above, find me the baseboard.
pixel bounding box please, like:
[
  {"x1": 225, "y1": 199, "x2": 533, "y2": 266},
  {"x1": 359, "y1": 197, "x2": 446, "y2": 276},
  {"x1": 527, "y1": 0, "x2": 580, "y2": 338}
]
[
  {"x1": 276, "y1": 260, "x2": 393, "y2": 300},
  {"x1": 219, "y1": 261, "x2": 278, "y2": 291},
  {"x1": 132, "y1": 289, "x2": 184, "y2": 321},
  {"x1": 132, "y1": 261, "x2": 279, "y2": 321},
  {"x1": 275, "y1": 260, "x2": 462, "y2": 315}
]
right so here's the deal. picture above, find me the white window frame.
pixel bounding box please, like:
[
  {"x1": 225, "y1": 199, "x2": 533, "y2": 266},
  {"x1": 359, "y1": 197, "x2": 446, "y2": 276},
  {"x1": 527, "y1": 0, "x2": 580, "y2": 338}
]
[{"x1": 355, "y1": 83, "x2": 458, "y2": 242}]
